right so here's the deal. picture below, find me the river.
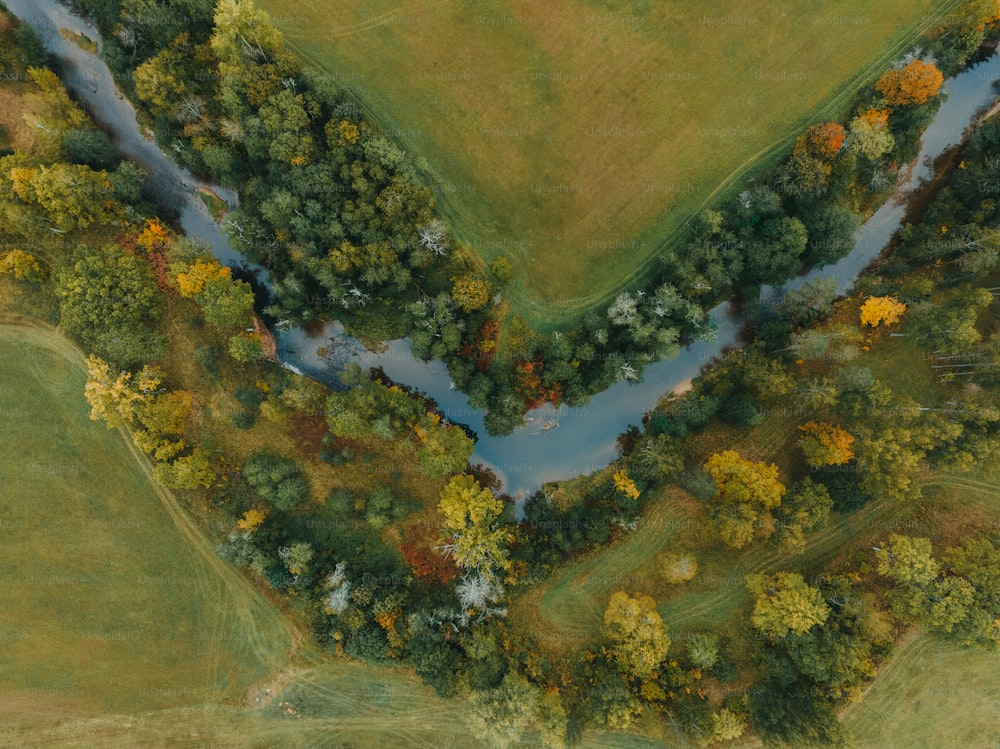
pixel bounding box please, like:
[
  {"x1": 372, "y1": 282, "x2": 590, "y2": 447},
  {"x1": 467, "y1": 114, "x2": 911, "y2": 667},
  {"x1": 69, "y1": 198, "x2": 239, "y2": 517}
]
[{"x1": 8, "y1": 0, "x2": 1000, "y2": 499}]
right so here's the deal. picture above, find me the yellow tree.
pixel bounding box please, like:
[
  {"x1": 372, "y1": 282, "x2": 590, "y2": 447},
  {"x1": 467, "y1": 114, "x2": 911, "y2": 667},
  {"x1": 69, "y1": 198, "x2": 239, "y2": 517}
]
[
  {"x1": 0, "y1": 250, "x2": 45, "y2": 282},
  {"x1": 704, "y1": 450, "x2": 785, "y2": 549},
  {"x1": 613, "y1": 469, "x2": 640, "y2": 501},
  {"x1": 137, "y1": 219, "x2": 171, "y2": 252},
  {"x1": 237, "y1": 508, "x2": 266, "y2": 532},
  {"x1": 436, "y1": 474, "x2": 510, "y2": 573},
  {"x1": 175, "y1": 258, "x2": 230, "y2": 297},
  {"x1": 747, "y1": 572, "x2": 831, "y2": 640},
  {"x1": 83, "y1": 355, "x2": 160, "y2": 429},
  {"x1": 860, "y1": 295, "x2": 906, "y2": 327},
  {"x1": 603, "y1": 591, "x2": 671, "y2": 679},
  {"x1": 451, "y1": 276, "x2": 492, "y2": 312},
  {"x1": 798, "y1": 421, "x2": 855, "y2": 466}
]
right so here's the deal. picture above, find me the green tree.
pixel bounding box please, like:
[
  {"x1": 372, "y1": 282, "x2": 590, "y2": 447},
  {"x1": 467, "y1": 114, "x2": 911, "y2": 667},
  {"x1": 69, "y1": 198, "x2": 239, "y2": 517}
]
[
  {"x1": 417, "y1": 422, "x2": 475, "y2": 478},
  {"x1": 228, "y1": 332, "x2": 263, "y2": 362},
  {"x1": 199, "y1": 273, "x2": 255, "y2": 328},
  {"x1": 774, "y1": 478, "x2": 833, "y2": 553},
  {"x1": 153, "y1": 448, "x2": 218, "y2": 489},
  {"x1": 686, "y1": 631, "x2": 720, "y2": 669},
  {"x1": 630, "y1": 433, "x2": 685, "y2": 481},
  {"x1": 747, "y1": 572, "x2": 831, "y2": 640},
  {"x1": 909, "y1": 286, "x2": 993, "y2": 355},
  {"x1": 133, "y1": 46, "x2": 189, "y2": 118},
  {"x1": 259, "y1": 89, "x2": 314, "y2": 165},
  {"x1": 467, "y1": 672, "x2": 539, "y2": 749},
  {"x1": 56, "y1": 243, "x2": 164, "y2": 368},
  {"x1": 243, "y1": 452, "x2": 310, "y2": 511},
  {"x1": 602, "y1": 591, "x2": 671, "y2": 679}
]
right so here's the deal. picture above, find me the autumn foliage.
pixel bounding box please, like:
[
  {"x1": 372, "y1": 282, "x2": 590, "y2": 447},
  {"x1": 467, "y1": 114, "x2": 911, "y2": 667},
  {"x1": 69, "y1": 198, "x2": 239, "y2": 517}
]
[
  {"x1": 876, "y1": 60, "x2": 944, "y2": 106},
  {"x1": 401, "y1": 524, "x2": 458, "y2": 583},
  {"x1": 805, "y1": 122, "x2": 847, "y2": 158},
  {"x1": 858, "y1": 108, "x2": 890, "y2": 128},
  {"x1": 176, "y1": 258, "x2": 231, "y2": 297},
  {"x1": 860, "y1": 295, "x2": 907, "y2": 327},
  {"x1": 798, "y1": 421, "x2": 856, "y2": 467},
  {"x1": 612, "y1": 470, "x2": 640, "y2": 501},
  {"x1": 237, "y1": 508, "x2": 266, "y2": 532}
]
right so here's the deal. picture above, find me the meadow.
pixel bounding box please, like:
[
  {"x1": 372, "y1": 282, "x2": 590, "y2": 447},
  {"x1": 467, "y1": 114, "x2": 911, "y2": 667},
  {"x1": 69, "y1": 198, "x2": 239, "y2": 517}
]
[
  {"x1": 261, "y1": 0, "x2": 956, "y2": 327},
  {"x1": 0, "y1": 319, "x2": 694, "y2": 747}
]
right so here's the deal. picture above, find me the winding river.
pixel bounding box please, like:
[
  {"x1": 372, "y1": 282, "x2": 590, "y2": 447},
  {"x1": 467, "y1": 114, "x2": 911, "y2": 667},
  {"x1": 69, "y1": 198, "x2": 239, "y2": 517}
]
[{"x1": 9, "y1": 0, "x2": 1000, "y2": 498}]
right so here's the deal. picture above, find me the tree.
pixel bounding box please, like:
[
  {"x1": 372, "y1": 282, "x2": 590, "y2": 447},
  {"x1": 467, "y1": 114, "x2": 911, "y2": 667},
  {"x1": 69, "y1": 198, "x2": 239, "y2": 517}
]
[
  {"x1": 228, "y1": 332, "x2": 263, "y2": 361},
  {"x1": 10, "y1": 163, "x2": 120, "y2": 231},
  {"x1": 909, "y1": 286, "x2": 993, "y2": 354},
  {"x1": 62, "y1": 128, "x2": 116, "y2": 170},
  {"x1": 943, "y1": 535, "x2": 1000, "y2": 648},
  {"x1": 747, "y1": 572, "x2": 831, "y2": 640},
  {"x1": 660, "y1": 552, "x2": 698, "y2": 584},
  {"x1": 875, "y1": 534, "x2": 939, "y2": 586},
  {"x1": 416, "y1": 420, "x2": 475, "y2": 478},
  {"x1": 774, "y1": 478, "x2": 833, "y2": 552},
  {"x1": 612, "y1": 470, "x2": 640, "y2": 501},
  {"x1": 452, "y1": 276, "x2": 492, "y2": 312},
  {"x1": 798, "y1": 421, "x2": 855, "y2": 467},
  {"x1": 56, "y1": 243, "x2": 163, "y2": 369},
  {"x1": 848, "y1": 108, "x2": 895, "y2": 160},
  {"x1": 279, "y1": 541, "x2": 314, "y2": 576},
  {"x1": 237, "y1": 508, "x2": 266, "y2": 532},
  {"x1": 243, "y1": 452, "x2": 310, "y2": 511},
  {"x1": 686, "y1": 632, "x2": 720, "y2": 669},
  {"x1": 876, "y1": 60, "x2": 944, "y2": 106},
  {"x1": 711, "y1": 708, "x2": 746, "y2": 742},
  {"x1": 860, "y1": 295, "x2": 906, "y2": 327},
  {"x1": 133, "y1": 46, "x2": 189, "y2": 118},
  {"x1": 199, "y1": 274, "x2": 255, "y2": 328},
  {"x1": 176, "y1": 259, "x2": 230, "y2": 297},
  {"x1": 854, "y1": 426, "x2": 925, "y2": 501},
  {"x1": 259, "y1": 88, "x2": 314, "y2": 165},
  {"x1": 806, "y1": 122, "x2": 847, "y2": 158},
  {"x1": 466, "y1": 672, "x2": 539, "y2": 749},
  {"x1": 83, "y1": 355, "x2": 161, "y2": 429},
  {"x1": 704, "y1": 450, "x2": 786, "y2": 549},
  {"x1": 0, "y1": 250, "x2": 45, "y2": 282},
  {"x1": 630, "y1": 433, "x2": 685, "y2": 481},
  {"x1": 153, "y1": 448, "x2": 217, "y2": 489},
  {"x1": 436, "y1": 474, "x2": 510, "y2": 573},
  {"x1": 602, "y1": 591, "x2": 671, "y2": 679}
]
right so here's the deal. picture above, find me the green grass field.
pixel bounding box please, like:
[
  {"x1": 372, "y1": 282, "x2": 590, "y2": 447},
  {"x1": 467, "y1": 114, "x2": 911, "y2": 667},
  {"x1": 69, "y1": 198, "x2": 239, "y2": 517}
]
[
  {"x1": 0, "y1": 320, "x2": 293, "y2": 712},
  {"x1": 262, "y1": 0, "x2": 956, "y2": 327},
  {"x1": 842, "y1": 635, "x2": 1000, "y2": 748}
]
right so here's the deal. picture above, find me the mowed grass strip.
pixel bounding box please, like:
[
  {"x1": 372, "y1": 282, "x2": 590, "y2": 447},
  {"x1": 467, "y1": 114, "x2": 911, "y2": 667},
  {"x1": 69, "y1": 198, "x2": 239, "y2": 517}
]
[
  {"x1": 0, "y1": 321, "x2": 292, "y2": 714},
  {"x1": 263, "y1": 0, "x2": 956, "y2": 325}
]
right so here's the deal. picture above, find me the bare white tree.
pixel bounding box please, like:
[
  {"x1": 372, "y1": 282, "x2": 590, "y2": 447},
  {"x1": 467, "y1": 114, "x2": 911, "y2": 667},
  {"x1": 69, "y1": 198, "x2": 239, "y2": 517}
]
[
  {"x1": 323, "y1": 562, "x2": 351, "y2": 614},
  {"x1": 608, "y1": 292, "x2": 638, "y2": 327},
  {"x1": 418, "y1": 219, "x2": 449, "y2": 256}
]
